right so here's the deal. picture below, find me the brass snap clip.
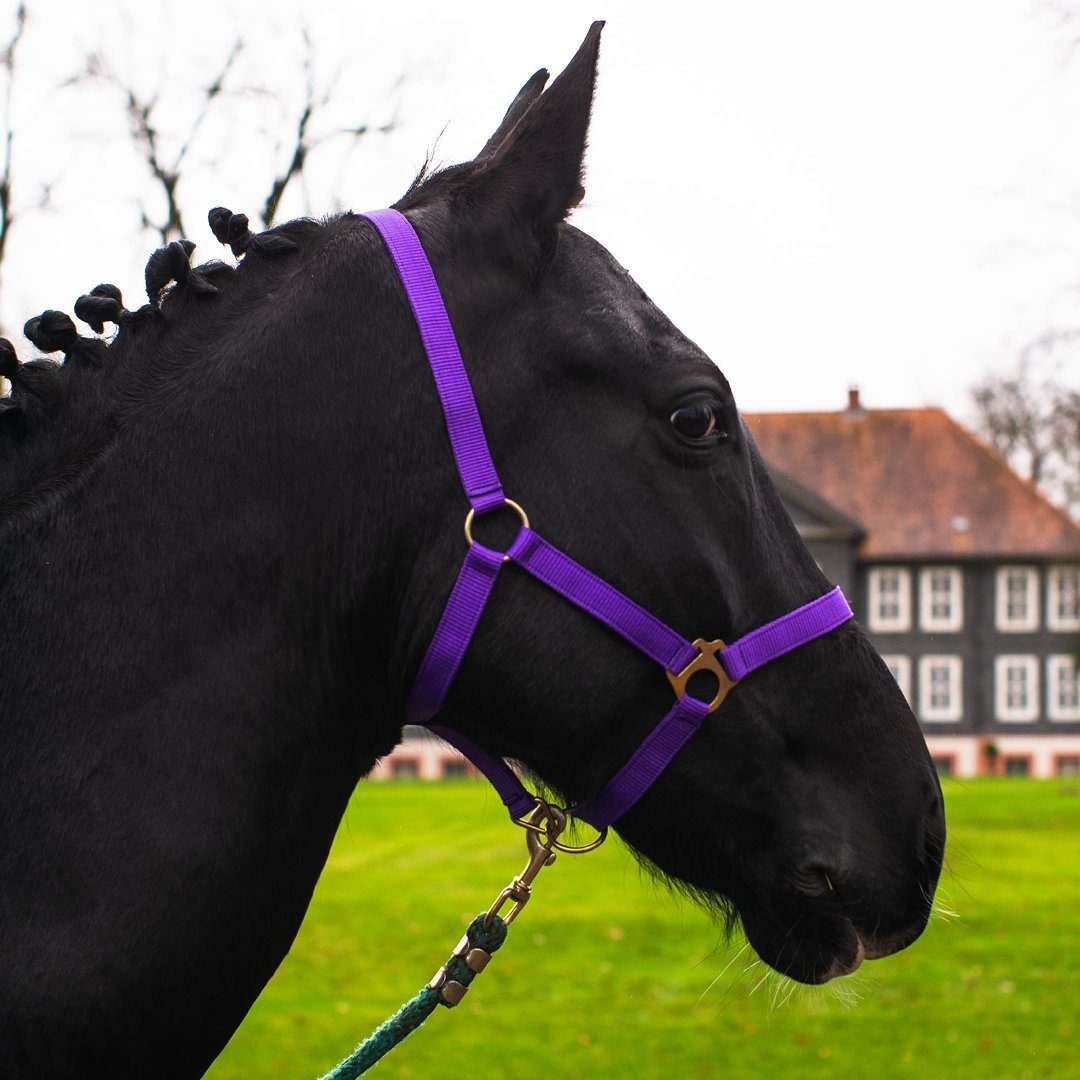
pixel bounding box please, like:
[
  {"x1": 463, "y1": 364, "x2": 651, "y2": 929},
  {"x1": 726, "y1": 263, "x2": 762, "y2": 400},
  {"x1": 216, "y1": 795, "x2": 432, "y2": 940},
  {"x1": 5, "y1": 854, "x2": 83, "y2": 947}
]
[
  {"x1": 666, "y1": 638, "x2": 739, "y2": 714},
  {"x1": 484, "y1": 800, "x2": 565, "y2": 929}
]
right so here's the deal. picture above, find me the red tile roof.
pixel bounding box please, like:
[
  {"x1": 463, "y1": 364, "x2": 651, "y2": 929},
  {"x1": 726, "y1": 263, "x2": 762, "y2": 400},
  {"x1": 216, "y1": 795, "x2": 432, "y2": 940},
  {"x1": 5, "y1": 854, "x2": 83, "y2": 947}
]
[{"x1": 745, "y1": 406, "x2": 1080, "y2": 559}]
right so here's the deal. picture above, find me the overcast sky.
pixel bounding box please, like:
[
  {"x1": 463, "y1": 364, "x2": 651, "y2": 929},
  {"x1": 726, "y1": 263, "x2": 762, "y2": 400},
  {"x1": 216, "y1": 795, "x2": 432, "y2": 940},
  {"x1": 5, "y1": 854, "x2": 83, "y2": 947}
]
[{"x1": 4, "y1": 0, "x2": 1080, "y2": 419}]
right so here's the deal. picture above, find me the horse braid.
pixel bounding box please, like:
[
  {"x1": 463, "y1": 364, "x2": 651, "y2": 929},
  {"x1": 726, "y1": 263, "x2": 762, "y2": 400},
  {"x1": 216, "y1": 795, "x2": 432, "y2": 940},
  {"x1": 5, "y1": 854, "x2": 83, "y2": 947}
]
[
  {"x1": 208, "y1": 207, "x2": 254, "y2": 257},
  {"x1": 75, "y1": 284, "x2": 127, "y2": 333},
  {"x1": 145, "y1": 240, "x2": 219, "y2": 306}
]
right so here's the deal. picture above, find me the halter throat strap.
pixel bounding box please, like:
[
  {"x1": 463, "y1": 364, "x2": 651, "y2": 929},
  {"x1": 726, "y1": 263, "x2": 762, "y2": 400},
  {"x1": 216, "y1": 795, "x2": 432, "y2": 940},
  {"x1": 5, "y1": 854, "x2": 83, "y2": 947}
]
[{"x1": 360, "y1": 207, "x2": 853, "y2": 830}]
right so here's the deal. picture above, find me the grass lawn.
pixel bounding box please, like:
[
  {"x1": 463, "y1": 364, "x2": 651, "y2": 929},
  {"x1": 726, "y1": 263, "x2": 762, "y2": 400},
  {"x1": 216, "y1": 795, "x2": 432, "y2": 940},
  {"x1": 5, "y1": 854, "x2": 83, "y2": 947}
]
[{"x1": 207, "y1": 778, "x2": 1080, "y2": 1079}]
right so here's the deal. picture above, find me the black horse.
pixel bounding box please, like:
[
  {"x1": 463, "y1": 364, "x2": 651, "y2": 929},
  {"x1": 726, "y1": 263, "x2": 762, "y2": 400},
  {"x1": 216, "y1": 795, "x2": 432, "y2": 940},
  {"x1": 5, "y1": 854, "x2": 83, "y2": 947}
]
[{"x1": 0, "y1": 24, "x2": 944, "y2": 1079}]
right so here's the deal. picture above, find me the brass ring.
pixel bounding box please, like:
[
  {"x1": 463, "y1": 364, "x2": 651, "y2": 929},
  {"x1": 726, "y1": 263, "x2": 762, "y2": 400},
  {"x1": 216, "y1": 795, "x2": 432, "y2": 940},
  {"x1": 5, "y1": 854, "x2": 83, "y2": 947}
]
[
  {"x1": 514, "y1": 818, "x2": 550, "y2": 837},
  {"x1": 515, "y1": 799, "x2": 606, "y2": 853},
  {"x1": 551, "y1": 826, "x2": 608, "y2": 855},
  {"x1": 463, "y1": 499, "x2": 530, "y2": 563},
  {"x1": 513, "y1": 797, "x2": 564, "y2": 837}
]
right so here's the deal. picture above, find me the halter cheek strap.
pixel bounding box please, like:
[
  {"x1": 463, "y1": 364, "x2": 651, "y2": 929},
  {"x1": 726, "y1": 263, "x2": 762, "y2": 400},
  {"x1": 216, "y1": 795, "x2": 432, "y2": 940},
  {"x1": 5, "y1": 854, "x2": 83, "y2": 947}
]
[{"x1": 360, "y1": 208, "x2": 853, "y2": 830}]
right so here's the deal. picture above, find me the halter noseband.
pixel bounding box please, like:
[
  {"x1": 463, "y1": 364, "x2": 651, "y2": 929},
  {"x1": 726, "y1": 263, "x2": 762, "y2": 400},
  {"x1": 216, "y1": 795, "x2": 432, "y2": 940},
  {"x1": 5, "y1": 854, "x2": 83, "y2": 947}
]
[{"x1": 361, "y1": 208, "x2": 853, "y2": 830}]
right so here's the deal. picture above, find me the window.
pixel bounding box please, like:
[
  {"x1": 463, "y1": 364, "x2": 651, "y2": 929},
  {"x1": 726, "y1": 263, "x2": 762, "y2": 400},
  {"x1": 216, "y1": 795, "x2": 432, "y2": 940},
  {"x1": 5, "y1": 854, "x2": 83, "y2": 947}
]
[
  {"x1": 994, "y1": 655, "x2": 1040, "y2": 722},
  {"x1": 1056, "y1": 755, "x2": 1080, "y2": 777},
  {"x1": 881, "y1": 654, "x2": 912, "y2": 702},
  {"x1": 1003, "y1": 756, "x2": 1031, "y2": 777},
  {"x1": 995, "y1": 566, "x2": 1039, "y2": 632},
  {"x1": 1047, "y1": 655, "x2": 1080, "y2": 722},
  {"x1": 1047, "y1": 565, "x2": 1080, "y2": 632},
  {"x1": 932, "y1": 755, "x2": 956, "y2": 777},
  {"x1": 919, "y1": 566, "x2": 963, "y2": 632},
  {"x1": 442, "y1": 760, "x2": 470, "y2": 780},
  {"x1": 869, "y1": 567, "x2": 911, "y2": 632},
  {"x1": 918, "y1": 655, "x2": 963, "y2": 722},
  {"x1": 392, "y1": 759, "x2": 419, "y2": 779}
]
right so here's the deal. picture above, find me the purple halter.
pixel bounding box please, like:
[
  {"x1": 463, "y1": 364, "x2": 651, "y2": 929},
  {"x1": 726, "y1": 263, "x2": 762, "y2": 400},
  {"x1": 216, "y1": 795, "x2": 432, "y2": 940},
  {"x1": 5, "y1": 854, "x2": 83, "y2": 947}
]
[{"x1": 361, "y1": 208, "x2": 853, "y2": 831}]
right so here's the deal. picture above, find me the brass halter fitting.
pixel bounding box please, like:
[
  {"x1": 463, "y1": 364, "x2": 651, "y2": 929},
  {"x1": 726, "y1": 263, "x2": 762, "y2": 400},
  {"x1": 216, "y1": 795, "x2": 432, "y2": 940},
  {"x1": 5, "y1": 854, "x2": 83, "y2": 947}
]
[
  {"x1": 483, "y1": 799, "x2": 607, "y2": 930},
  {"x1": 665, "y1": 638, "x2": 739, "y2": 714},
  {"x1": 464, "y1": 498, "x2": 529, "y2": 563},
  {"x1": 484, "y1": 801, "x2": 564, "y2": 928}
]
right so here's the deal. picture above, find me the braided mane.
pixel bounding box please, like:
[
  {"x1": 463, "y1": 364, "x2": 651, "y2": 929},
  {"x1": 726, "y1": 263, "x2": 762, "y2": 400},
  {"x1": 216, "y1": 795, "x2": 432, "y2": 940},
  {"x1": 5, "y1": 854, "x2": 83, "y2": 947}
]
[{"x1": 0, "y1": 207, "x2": 323, "y2": 520}]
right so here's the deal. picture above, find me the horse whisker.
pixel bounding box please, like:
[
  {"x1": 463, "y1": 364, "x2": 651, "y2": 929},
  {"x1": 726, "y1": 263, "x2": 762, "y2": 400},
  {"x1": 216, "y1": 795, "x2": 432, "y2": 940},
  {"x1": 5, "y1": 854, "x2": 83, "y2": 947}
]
[{"x1": 696, "y1": 940, "x2": 750, "y2": 1006}]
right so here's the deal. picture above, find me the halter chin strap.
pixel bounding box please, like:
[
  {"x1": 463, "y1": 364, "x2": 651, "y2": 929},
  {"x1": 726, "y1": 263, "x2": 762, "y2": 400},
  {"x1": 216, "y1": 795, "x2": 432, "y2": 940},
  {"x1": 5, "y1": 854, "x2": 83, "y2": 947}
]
[{"x1": 360, "y1": 208, "x2": 854, "y2": 830}]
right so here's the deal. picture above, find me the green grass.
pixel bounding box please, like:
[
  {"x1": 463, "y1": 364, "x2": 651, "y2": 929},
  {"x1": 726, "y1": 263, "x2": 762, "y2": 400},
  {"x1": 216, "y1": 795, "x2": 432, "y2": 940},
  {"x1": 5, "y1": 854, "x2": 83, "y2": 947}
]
[{"x1": 207, "y1": 779, "x2": 1080, "y2": 1079}]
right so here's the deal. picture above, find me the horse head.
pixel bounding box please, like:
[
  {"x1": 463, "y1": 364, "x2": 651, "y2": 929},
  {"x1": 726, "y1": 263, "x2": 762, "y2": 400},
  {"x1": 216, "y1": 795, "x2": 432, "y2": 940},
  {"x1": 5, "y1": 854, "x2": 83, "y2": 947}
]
[{"x1": 385, "y1": 23, "x2": 944, "y2": 985}]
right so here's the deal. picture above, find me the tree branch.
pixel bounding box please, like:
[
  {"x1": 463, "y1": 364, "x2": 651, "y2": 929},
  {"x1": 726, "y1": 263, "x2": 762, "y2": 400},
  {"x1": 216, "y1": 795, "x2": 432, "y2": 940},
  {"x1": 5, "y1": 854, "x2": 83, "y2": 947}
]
[
  {"x1": 973, "y1": 330, "x2": 1080, "y2": 517},
  {"x1": 0, "y1": 2, "x2": 27, "y2": 314},
  {"x1": 83, "y1": 39, "x2": 242, "y2": 243},
  {"x1": 259, "y1": 29, "x2": 398, "y2": 227}
]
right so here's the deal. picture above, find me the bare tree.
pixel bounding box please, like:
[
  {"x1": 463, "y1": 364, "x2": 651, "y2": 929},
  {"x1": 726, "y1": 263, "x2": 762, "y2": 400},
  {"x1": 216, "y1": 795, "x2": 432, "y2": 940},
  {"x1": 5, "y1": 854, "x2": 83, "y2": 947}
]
[
  {"x1": 971, "y1": 6, "x2": 1080, "y2": 519},
  {"x1": 0, "y1": 4, "x2": 26, "y2": 285},
  {"x1": 0, "y1": 4, "x2": 54, "y2": 338},
  {"x1": 75, "y1": 41, "x2": 243, "y2": 243},
  {"x1": 260, "y1": 30, "x2": 397, "y2": 229},
  {"x1": 972, "y1": 336, "x2": 1080, "y2": 517},
  {"x1": 81, "y1": 28, "x2": 398, "y2": 245}
]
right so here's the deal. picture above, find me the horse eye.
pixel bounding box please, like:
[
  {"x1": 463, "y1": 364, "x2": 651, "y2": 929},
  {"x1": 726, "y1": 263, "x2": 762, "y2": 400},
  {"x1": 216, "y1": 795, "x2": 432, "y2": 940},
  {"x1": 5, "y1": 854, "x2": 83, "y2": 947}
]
[{"x1": 670, "y1": 403, "x2": 725, "y2": 443}]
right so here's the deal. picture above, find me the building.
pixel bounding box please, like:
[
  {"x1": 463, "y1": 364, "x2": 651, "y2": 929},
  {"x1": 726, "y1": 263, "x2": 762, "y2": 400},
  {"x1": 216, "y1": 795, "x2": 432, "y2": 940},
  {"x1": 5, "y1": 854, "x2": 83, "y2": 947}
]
[
  {"x1": 746, "y1": 389, "x2": 1080, "y2": 778},
  {"x1": 368, "y1": 725, "x2": 478, "y2": 782},
  {"x1": 373, "y1": 390, "x2": 1080, "y2": 782}
]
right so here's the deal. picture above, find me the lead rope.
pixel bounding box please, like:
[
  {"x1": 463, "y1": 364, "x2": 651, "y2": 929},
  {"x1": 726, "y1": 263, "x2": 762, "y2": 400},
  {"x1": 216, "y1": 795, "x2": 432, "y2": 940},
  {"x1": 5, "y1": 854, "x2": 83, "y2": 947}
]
[
  {"x1": 316, "y1": 913, "x2": 509, "y2": 1080},
  {"x1": 318, "y1": 801, "x2": 601, "y2": 1078}
]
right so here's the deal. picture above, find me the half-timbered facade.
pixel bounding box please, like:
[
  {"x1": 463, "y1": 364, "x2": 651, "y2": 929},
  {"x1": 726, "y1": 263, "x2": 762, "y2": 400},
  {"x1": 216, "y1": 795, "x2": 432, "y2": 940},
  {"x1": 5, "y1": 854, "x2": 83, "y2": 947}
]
[{"x1": 746, "y1": 390, "x2": 1080, "y2": 778}]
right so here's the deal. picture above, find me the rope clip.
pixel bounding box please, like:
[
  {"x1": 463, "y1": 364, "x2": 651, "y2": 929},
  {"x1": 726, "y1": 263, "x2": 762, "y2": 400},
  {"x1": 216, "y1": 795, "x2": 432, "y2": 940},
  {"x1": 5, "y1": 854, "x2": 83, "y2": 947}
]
[{"x1": 484, "y1": 800, "x2": 567, "y2": 929}]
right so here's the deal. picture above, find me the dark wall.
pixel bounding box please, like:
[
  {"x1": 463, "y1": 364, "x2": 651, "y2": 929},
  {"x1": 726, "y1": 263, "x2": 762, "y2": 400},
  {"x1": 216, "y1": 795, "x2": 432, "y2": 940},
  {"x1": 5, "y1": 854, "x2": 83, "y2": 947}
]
[
  {"x1": 805, "y1": 538, "x2": 857, "y2": 599},
  {"x1": 857, "y1": 559, "x2": 1079, "y2": 736}
]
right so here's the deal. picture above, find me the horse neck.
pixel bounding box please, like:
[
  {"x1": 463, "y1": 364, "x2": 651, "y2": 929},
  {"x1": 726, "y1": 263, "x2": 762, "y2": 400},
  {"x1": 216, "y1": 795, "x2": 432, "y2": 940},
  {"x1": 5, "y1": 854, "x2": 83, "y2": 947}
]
[{"x1": 0, "y1": 268, "x2": 416, "y2": 1074}]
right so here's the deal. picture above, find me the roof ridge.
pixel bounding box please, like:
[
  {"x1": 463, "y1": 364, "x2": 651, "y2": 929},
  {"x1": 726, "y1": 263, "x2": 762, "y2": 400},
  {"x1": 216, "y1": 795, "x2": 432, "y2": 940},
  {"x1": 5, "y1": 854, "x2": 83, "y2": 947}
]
[
  {"x1": 940, "y1": 409, "x2": 1080, "y2": 537},
  {"x1": 745, "y1": 404, "x2": 1080, "y2": 558},
  {"x1": 745, "y1": 405, "x2": 946, "y2": 418}
]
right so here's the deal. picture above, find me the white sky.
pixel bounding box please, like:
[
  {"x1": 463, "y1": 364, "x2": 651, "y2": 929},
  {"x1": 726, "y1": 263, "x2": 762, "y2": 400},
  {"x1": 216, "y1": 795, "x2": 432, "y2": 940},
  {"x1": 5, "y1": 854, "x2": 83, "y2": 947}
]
[{"x1": 3, "y1": 0, "x2": 1080, "y2": 418}]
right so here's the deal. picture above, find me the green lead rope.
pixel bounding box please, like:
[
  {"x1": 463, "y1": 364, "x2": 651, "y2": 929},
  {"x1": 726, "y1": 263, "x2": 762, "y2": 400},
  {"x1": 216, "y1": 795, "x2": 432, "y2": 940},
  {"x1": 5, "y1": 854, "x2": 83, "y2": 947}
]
[{"x1": 318, "y1": 913, "x2": 510, "y2": 1079}]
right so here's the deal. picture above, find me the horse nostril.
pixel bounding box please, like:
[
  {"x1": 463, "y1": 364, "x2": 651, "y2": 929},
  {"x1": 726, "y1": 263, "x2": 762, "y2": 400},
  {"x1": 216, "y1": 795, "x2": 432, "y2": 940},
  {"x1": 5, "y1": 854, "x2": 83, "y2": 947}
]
[{"x1": 792, "y1": 862, "x2": 838, "y2": 897}]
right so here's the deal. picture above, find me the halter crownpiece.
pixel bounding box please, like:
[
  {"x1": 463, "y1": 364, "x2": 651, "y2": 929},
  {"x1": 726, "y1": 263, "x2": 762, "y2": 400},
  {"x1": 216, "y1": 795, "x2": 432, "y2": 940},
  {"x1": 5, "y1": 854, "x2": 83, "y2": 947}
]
[{"x1": 360, "y1": 207, "x2": 853, "y2": 830}]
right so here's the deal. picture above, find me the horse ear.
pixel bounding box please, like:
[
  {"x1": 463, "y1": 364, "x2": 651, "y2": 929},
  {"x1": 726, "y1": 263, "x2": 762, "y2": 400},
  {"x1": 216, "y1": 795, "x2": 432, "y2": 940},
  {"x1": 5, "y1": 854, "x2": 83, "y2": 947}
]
[
  {"x1": 473, "y1": 21, "x2": 603, "y2": 227},
  {"x1": 477, "y1": 69, "x2": 550, "y2": 160}
]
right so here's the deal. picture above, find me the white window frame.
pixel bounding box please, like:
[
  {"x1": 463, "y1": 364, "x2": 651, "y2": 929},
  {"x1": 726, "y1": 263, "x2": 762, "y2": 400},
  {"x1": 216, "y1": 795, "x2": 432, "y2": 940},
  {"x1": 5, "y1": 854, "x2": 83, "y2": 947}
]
[
  {"x1": 1047, "y1": 655, "x2": 1080, "y2": 722},
  {"x1": 868, "y1": 567, "x2": 912, "y2": 632},
  {"x1": 918, "y1": 655, "x2": 963, "y2": 722},
  {"x1": 1046, "y1": 565, "x2": 1080, "y2": 633},
  {"x1": 919, "y1": 566, "x2": 963, "y2": 632},
  {"x1": 881, "y1": 654, "x2": 912, "y2": 703},
  {"x1": 994, "y1": 655, "x2": 1040, "y2": 722},
  {"x1": 995, "y1": 566, "x2": 1039, "y2": 633}
]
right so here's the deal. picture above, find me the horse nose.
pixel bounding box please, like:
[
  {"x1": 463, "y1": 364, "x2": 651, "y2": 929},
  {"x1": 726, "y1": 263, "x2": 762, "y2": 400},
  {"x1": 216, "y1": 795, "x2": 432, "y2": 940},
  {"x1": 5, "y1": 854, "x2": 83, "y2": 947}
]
[{"x1": 794, "y1": 802, "x2": 943, "y2": 924}]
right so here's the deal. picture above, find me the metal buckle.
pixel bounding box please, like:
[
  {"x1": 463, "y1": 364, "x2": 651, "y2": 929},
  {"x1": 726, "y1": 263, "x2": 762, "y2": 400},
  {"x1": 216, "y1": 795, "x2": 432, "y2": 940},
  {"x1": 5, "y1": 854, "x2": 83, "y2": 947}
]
[
  {"x1": 464, "y1": 498, "x2": 529, "y2": 564},
  {"x1": 666, "y1": 639, "x2": 739, "y2": 714}
]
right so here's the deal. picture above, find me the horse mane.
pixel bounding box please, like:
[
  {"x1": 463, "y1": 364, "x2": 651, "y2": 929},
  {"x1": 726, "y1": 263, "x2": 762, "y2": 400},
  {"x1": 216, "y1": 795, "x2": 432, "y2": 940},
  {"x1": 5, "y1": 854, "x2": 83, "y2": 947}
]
[
  {"x1": 0, "y1": 142, "x2": 537, "y2": 524},
  {"x1": 0, "y1": 207, "x2": 344, "y2": 521}
]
